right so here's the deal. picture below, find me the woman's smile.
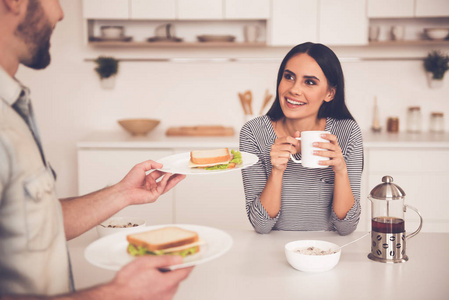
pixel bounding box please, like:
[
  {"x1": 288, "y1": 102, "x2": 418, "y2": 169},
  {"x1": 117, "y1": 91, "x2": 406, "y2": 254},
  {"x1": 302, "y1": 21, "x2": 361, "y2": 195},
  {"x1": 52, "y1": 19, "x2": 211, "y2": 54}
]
[{"x1": 285, "y1": 97, "x2": 306, "y2": 109}]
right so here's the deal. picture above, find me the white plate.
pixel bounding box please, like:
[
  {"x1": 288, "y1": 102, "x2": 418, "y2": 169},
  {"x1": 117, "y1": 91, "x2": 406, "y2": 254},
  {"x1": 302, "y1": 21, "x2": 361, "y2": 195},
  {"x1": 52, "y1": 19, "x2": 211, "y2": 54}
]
[
  {"x1": 156, "y1": 151, "x2": 258, "y2": 175},
  {"x1": 85, "y1": 224, "x2": 233, "y2": 271}
]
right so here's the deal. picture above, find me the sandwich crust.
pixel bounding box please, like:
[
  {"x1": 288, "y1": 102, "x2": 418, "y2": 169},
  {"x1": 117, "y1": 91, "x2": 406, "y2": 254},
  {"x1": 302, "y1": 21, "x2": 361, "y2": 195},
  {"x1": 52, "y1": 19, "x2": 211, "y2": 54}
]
[
  {"x1": 126, "y1": 226, "x2": 199, "y2": 251},
  {"x1": 190, "y1": 148, "x2": 231, "y2": 165}
]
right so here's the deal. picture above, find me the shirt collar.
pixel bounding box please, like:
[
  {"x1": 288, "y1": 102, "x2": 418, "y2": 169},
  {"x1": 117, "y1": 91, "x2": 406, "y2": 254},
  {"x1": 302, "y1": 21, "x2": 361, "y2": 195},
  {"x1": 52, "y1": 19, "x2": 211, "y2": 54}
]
[{"x1": 0, "y1": 65, "x2": 28, "y2": 106}]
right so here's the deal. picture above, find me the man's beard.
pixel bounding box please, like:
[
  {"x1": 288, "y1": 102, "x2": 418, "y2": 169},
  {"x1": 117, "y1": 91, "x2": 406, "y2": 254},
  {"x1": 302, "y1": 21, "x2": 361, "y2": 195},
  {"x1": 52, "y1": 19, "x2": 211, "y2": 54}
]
[{"x1": 15, "y1": 0, "x2": 53, "y2": 70}]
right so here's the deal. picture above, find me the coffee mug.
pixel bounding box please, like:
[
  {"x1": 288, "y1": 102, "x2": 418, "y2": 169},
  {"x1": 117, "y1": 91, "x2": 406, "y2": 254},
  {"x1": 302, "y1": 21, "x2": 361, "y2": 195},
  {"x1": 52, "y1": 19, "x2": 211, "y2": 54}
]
[
  {"x1": 390, "y1": 25, "x2": 405, "y2": 41},
  {"x1": 244, "y1": 25, "x2": 260, "y2": 43},
  {"x1": 368, "y1": 26, "x2": 380, "y2": 41},
  {"x1": 290, "y1": 131, "x2": 330, "y2": 168}
]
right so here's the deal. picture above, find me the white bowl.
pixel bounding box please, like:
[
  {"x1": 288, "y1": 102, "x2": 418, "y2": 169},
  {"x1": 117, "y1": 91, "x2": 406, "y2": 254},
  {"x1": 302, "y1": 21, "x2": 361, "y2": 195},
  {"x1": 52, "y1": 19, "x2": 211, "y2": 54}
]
[
  {"x1": 424, "y1": 28, "x2": 449, "y2": 40},
  {"x1": 96, "y1": 216, "x2": 146, "y2": 238},
  {"x1": 285, "y1": 240, "x2": 341, "y2": 272},
  {"x1": 101, "y1": 26, "x2": 124, "y2": 39}
]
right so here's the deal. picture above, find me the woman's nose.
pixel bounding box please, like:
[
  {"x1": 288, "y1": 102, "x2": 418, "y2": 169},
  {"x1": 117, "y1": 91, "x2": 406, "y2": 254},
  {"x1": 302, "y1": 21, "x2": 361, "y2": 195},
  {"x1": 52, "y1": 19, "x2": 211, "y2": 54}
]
[{"x1": 289, "y1": 82, "x2": 303, "y2": 96}]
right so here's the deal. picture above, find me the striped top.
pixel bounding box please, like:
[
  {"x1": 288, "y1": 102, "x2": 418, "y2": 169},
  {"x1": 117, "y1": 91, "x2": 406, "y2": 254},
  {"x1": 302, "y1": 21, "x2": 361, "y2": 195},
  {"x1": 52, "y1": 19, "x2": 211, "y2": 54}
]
[{"x1": 239, "y1": 115, "x2": 363, "y2": 235}]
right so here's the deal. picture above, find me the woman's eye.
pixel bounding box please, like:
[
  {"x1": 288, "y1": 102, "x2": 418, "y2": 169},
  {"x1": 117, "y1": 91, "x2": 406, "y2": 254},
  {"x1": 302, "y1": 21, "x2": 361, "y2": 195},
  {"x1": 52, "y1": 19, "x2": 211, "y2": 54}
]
[
  {"x1": 305, "y1": 79, "x2": 316, "y2": 85},
  {"x1": 284, "y1": 73, "x2": 294, "y2": 80}
]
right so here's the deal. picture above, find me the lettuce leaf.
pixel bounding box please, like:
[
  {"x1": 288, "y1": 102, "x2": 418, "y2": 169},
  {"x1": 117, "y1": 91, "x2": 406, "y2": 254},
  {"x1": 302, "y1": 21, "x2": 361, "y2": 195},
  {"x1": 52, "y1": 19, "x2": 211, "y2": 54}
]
[
  {"x1": 204, "y1": 150, "x2": 242, "y2": 170},
  {"x1": 128, "y1": 244, "x2": 198, "y2": 257}
]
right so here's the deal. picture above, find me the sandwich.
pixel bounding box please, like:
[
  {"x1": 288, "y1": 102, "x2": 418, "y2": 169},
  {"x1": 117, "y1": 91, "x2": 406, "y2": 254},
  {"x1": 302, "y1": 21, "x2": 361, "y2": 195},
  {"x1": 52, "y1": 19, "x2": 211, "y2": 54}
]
[
  {"x1": 189, "y1": 148, "x2": 242, "y2": 170},
  {"x1": 127, "y1": 226, "x2": 201, "y2": 257}
]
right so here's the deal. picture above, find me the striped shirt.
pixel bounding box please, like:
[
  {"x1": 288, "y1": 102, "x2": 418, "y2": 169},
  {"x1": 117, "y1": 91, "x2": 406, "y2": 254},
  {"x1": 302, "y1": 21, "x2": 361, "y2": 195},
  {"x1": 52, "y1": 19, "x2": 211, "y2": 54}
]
[{"x1": 239, "y1": 115, "x2": 363, "y2": 235}]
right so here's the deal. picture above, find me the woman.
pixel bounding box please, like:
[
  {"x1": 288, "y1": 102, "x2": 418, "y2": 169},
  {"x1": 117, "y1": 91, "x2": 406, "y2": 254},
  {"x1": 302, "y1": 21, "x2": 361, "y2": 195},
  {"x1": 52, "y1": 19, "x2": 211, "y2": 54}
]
[{"x1": 240, "y1": 42, "x2": 363, "y2": 235}]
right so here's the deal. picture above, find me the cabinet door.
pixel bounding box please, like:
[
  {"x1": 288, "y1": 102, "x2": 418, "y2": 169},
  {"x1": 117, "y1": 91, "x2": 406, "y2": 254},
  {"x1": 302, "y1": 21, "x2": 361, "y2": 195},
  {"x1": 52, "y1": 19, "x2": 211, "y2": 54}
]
[
  {"x1": 366, "y1": 148, "x2": 449, "y2": 232},
  {"x1": 77, "y1": 149, "x2": 175, "y2": 225},
  {"x1": 177, "y1": 0, "x2": 223, "y2": 19},
  {"x1": 319, "y1": 0, "x2": 368, "y2": 45},
  {"x1": 415, "y1": 0, "x2": 449, "y2": 17},
  {"x1": 225, "y1": 0, "x2": 270, "y2": 19},
  {"x1": 269, "y1": 0, "x2": 318, "y2": 46},
  {"x1": 82, "y1": 0, "x2": 129, "y2": 19},
  {"x1": 367, "y1": 0, "x2": 414, "y2": 18},
  {"x1": 173, "y1": 148, "x2": 252, "y2": 230},
  {"x1": 130, "y1": 0, "x2": 176, "y2": 19}
]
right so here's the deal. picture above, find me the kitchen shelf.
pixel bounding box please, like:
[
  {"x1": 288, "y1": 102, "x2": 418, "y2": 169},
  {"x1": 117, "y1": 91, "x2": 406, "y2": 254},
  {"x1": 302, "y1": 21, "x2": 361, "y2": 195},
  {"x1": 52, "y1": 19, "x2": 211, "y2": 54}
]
[
  {"x1": 88, "y1": 40, "x2": 266, "y2": 47},
  {"x1": 369, "y1": 39, "x2": 449, "y2": 46}
]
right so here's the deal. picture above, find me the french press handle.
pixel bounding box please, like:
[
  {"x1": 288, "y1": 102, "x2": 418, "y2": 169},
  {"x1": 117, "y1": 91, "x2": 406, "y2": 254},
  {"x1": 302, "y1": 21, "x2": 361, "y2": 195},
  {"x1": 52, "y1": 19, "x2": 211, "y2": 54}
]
[{"x1": 404, "y1": 204, "x2": 423, "y2": 240}]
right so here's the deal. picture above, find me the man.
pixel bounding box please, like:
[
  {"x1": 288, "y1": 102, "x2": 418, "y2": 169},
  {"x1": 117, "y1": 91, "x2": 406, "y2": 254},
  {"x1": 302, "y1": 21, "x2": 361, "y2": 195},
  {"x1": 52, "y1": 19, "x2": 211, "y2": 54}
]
[{"x1": 0, "y1": 0, "x2": 191, "y2": 299}]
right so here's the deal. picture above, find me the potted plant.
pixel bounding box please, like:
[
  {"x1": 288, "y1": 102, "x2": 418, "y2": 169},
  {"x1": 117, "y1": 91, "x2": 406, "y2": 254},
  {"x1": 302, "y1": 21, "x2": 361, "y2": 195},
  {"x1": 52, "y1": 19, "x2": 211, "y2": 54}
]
[
  {"x1": 94, "y1": 56, "x2": 119, "y2": 89},
  {"x1": 423, "y1": 50, "x2": 449, "y2": 88}
]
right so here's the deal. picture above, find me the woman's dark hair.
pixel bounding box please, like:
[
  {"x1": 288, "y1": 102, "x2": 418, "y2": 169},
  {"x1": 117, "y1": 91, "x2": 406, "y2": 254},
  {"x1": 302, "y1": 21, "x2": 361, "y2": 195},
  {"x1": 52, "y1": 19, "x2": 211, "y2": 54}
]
[{"x1": 267, "y1": 42, "x2": 354, "y2": 121}]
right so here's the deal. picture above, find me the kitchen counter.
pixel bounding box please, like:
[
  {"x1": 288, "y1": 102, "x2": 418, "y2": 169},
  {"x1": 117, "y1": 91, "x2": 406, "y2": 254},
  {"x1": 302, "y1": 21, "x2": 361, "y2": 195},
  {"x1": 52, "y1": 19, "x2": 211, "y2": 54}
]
[
  {"x1": 69, "y1": 229, "x2": 449, "y2": 300},
  {"x1": 78, "y1": 130, "x2": 449, "y2": 149},
  {"x1": 77, "y1": 130, "x2": 240, "y2": 149}
]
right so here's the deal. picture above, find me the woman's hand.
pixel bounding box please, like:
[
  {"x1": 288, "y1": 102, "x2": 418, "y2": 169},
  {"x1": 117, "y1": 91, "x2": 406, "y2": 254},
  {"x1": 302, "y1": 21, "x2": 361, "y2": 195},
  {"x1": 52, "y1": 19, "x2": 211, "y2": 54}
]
[
  {"x1": 313, "y1": 133, "x2": 347, "y2": 173},
  {"x1": 270, "y1": 132, "x2": 300, "y2": 172}
]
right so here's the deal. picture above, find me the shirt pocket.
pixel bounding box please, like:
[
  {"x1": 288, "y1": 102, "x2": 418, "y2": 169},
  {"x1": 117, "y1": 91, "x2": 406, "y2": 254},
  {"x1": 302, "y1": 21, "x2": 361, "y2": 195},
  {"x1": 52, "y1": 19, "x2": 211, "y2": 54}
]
[
  {"x1": 318, "y1": 169, "x2": 335, "y2": 200},
  {"x1": 24, "y1": 167, "x2": 60, "y2": 251}
]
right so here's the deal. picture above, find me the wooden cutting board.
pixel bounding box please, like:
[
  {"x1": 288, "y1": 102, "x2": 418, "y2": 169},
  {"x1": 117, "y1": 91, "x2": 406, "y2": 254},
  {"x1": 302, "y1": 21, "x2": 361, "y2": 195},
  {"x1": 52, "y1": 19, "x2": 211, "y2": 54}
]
[{"x1": 166, "y1": 125, "x2": 235, "y2": 136}]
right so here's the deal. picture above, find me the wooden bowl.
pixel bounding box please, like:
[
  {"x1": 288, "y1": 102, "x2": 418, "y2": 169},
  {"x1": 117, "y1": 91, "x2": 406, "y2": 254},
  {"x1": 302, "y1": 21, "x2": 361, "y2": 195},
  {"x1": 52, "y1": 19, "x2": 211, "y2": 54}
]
[{"x1": 118, "y1": 119, "x2": 160, "y2": 136}]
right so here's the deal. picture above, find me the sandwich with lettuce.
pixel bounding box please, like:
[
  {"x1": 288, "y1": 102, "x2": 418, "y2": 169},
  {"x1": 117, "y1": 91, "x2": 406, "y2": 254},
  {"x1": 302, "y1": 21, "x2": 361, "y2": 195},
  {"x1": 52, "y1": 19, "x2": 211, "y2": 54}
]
[
  {"x1": 127, "y1": 226, "x2": 201, "y2": 257},
  {"x1": 189, "y1": 148, "x2": 242, "y2": 170}
]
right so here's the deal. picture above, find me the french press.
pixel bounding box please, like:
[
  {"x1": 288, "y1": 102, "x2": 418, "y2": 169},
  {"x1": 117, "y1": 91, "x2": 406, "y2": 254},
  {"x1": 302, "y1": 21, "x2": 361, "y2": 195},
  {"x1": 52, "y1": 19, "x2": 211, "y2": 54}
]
[{"x1": 368, "y1": 175, "x2": 423, "y2": 263}]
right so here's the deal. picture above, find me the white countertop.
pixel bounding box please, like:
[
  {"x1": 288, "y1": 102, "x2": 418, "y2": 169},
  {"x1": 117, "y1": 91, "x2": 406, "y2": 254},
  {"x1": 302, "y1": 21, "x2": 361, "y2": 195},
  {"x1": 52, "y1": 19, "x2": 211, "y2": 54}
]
[
  {"x1": 77, "y1": 130, "x2": 449, "y2": 149},
  {"x1": 69, "y1": 229, "x2": 449, "y2": 300},
  {"x1": 77, "y1": 130, "x2": 240, "y2": 149}
]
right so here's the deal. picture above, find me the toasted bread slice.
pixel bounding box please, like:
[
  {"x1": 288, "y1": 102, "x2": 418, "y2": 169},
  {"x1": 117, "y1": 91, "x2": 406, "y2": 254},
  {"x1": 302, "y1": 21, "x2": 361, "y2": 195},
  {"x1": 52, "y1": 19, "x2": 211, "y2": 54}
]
[
  {"x1": 190, "y1": 148, "x2": 231, "y2": 165},
  {"x1": 126, "y1": 226, "x2": 199, "y2": 251}
]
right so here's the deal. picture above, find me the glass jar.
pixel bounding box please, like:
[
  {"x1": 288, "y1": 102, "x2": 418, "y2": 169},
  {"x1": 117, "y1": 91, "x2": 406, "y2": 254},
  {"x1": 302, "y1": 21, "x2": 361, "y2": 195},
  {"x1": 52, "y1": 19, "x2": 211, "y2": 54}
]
[
  {"x1": 406, "y1": 106, "x2": 422, "y2": 133},
  {"x1": 430, "y1": 112, "x2": 444, "y2": 133},
  {"x1": 387, "y1": 117, "x2": 399, "y2": 133}
]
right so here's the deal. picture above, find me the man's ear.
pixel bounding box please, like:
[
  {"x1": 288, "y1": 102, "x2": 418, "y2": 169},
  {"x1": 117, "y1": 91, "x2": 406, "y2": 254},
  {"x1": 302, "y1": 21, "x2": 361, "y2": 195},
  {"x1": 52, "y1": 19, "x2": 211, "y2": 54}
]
[
  {"x1": 2, "y1": 0, "x2": 27, "y2": 15},
  {"x1": 324, "y1": 87, "x2": 336, "y2": 103}
]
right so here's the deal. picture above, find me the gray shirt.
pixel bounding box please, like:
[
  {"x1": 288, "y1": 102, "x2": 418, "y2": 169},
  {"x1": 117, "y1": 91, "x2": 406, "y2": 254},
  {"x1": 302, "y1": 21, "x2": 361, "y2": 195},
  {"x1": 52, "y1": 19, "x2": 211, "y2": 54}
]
[
  {"x1": 0, "y1": 66, "x2": 72, "y2": 295},
  {"x1": 240, "y1": 115, "x2": 363, "y2": 235}
]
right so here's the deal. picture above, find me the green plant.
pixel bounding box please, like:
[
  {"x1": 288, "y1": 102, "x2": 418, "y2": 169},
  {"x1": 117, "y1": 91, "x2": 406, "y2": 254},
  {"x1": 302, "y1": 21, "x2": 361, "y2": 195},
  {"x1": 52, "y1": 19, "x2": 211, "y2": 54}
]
[
  {"x1": 94, "y1": 56, "x2": 119, "y2": 79},
  {"x1": 424, "y1": 50, "x2": 449, "y2": 80}
]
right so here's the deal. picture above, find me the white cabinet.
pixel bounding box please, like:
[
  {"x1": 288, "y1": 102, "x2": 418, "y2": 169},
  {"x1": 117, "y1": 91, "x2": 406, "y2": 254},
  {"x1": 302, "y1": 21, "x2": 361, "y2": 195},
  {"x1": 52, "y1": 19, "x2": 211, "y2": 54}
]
[
  {"x1": 319, "y1": 0, "x2": 367, "y2": 45},
  {"x1": 77, "y1": 146, "x2": 251, "y2": 230},
  {"x1": 368, "y1": 0, "x2": 449, "y2": 18},
  {"x1": 82, "y1": 0, "x2": 129, "y2": 19},
  {"x1": 173, "y1": 148, "x2": 251, "y2": 230},
  {"x1": 269, "y1": 0, "x2": 367, "y2": 46},
  {"x1": 415, "y1": 0, "x2": 449, "y2": 17},
  {"x1": 130, "y1": 0, "x2": 176, "y2": 20},
  {"x1": 225, "y1": 0, "x2": 270, "y2": 19},
  {"x1": 364, "y1": 148, "x2": 449, "y2": 233},
  {"x1": 368, "y1": 0, "x2": 414, "y2": 18},
  {"x1": 77, "y1": 148, "x2": 175, "y2": 226},
  {"x1": 269, "y1": 0, "x2": 318, "y2": 46},
  {"x1": 177, "y1": 0, "x2": 223, "y2": 19}
]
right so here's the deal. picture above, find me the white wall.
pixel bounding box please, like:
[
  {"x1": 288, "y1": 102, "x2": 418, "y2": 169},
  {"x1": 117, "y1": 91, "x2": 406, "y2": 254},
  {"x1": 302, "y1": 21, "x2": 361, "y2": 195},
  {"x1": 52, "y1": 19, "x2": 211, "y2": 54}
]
[{"x1": 16, "y1": 0, "x2": 449, "y2": 198}]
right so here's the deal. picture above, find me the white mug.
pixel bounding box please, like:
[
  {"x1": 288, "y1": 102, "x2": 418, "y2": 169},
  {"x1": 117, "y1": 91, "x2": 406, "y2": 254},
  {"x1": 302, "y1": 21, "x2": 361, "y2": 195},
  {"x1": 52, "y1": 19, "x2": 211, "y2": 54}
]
[
  {"x1": 368, "y1": 26, "x2": 380, "y2": 41},
  {"x1": 244, "y1": 25, "x2": 260, "y2": 43},
  {"x1": 391, "y1": 25, "x2": 405, "y2": 41},
  {"x1": 290, "y1": 131, "x2": 330, "y2": 168}
]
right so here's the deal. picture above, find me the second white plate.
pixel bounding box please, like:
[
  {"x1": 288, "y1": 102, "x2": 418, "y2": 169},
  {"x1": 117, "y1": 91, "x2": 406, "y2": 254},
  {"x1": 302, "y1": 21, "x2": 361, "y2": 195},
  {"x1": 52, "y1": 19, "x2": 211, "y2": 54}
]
[{"x1": 85, "y1": 224, "x2": 233, "y2": 271}]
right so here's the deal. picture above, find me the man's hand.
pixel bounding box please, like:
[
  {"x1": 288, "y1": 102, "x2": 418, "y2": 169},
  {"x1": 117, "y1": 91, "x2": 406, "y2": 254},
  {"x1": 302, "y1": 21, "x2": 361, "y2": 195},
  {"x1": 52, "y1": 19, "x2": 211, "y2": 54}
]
[
  {"x1": 110, "y1": 255, "x2": 193, "y2": 300},
  {"x1": 117, "y1": 160, "x2": 186, "y2": 205}
]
